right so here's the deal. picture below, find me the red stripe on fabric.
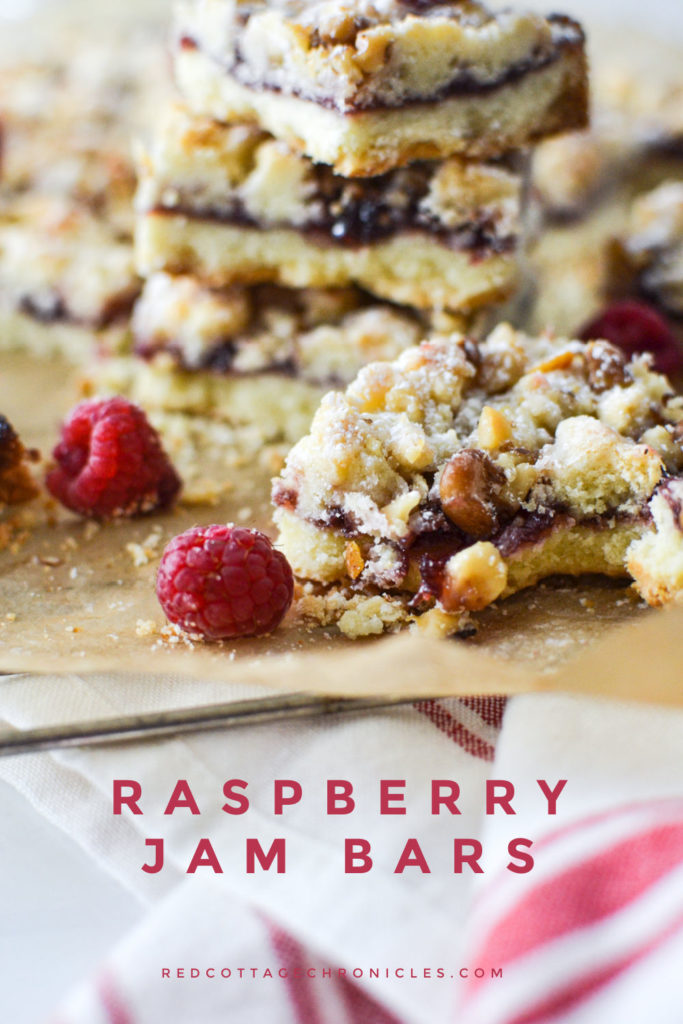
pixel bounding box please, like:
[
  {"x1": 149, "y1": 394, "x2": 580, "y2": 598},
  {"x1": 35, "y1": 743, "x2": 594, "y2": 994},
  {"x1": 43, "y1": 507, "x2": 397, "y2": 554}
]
[
  {"x1": 504, "y1": 909, "x2": 683, "y2": 1024},
  {"x1": 474, "y1": 797, "x2": 683, "y2": 907},
  {"x1": 414, "y1": 699, "x2": 496, "y2": 762},
  {"x1": 268, "y1": 920, "x2": 404, "y2": 1024},
  {"x1": 459, "y1": 696, "x2": 507, "y2": 730},
  {"x1": 525, "y1": 798, "x2": 683, "y2": 861},
  {"x1": 268, "y1": 923, "x2": 325, "y2": 1024},
  {"x1": 471, "y1": 821, "x2": 683, "y2": 976},
  {"x1": 97, "y1": 972, "x2": 135, "y2": 1024},
  {"x1": 338, "y1": 973, "x2": 404, "y2": 1024}
]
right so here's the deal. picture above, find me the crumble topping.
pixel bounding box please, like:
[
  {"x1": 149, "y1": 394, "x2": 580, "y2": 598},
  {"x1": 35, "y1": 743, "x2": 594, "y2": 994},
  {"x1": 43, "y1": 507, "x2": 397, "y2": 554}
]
[
  {"x1": 131, "y1": 273, "x2": 423, "y2": 384},
  {"x1": 176, "y1": 0, "x2": 581, "y2": 113}
]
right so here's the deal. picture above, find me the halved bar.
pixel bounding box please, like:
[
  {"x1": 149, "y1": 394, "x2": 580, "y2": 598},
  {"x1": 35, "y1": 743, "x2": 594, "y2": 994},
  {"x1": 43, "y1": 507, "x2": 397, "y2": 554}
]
[
  {"x1": 273, "y1": 325, "x2": 683, "y2": 636},
  {"x1": 136, "y1": 104, "x2": 524, "y2": 313},
  {"x1": 92, "y1": 273, "x2": 428, "y2": 442},
  {"x1": 173, "y1": 0, "x2": 588, "y2": 177}
]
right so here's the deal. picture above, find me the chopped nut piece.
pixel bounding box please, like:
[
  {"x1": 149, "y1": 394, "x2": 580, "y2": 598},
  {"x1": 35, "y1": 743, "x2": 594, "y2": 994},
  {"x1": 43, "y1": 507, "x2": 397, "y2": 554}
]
[
  {"x1": 344, "y1": 541, "x2": 365, "y2": 580},
  {"x1": 38, "y1": 555, "x2": 62, "y2": 567},
  {"x1": 440, "y1": 542, "x2": 508, "y2": 613},
  {"x1": 477, "y1": 406, "x2": 513, "y2": 450},
  {"x1": 135, "y1": 619, "x2": 159, "y2": 638},
  {"x1": 126, "y1": 542, "x2": 150, "y2": 567},
  {"x1": 439, "y1": 449, "x2": 507, "y2": 537},
  {"x1": 585, "y1": 341, "x2": 628, "y2": 392},
  {"x1": 412, "y1": 606, "x2": 467, "y2": 638},
  {"x1": 529, "y1": 351, "x2": 578, "y2": 374}
]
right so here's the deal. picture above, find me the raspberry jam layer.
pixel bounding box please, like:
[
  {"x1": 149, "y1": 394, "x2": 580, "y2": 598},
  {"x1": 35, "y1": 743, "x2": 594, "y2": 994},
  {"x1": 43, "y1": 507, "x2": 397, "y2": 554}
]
[
  {"x1": 148, "y1": 155, "x2": 518, "y2": 252},
  {"x1": 271, "y1": 481, "x2": 650, "y2": 595}
]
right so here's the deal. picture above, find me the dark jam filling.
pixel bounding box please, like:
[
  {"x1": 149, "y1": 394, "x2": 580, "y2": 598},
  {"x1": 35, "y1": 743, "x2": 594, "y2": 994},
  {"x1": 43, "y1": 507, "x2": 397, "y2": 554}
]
[
  {"x1": 492, "y1": 509, "x2": 568, "y2": 559},
  {"x1": 187, "y1": 15, "x2": 584, "y2": 114},
  {"x1": 646, "y1": 135, "x2": 683, "y2": 160},
  {"x1": 18, "y1": 288, "x2": 139, "y2": 330},
  {"x1": 277, "y1": 491, "x2": 650, "y2": 606},
  {"x1": 150, "y1": 197, "x2": 516, "y2": 253},
  {"x1": 135, "y1": 336, "x2": 301, "y2": 380}
]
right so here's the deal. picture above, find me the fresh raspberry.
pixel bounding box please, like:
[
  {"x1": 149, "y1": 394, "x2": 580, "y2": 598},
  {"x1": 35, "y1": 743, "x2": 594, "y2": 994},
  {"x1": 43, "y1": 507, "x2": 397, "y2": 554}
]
[
  {"x1": 579, "y1": 300, "x2": 683, "y2": 376},
  {"x1": 156, "y1": 524, "x2": 294, "y2": 639},
  {"x1": 46, "y1": 397, "x2": 181, "y2": 518}
]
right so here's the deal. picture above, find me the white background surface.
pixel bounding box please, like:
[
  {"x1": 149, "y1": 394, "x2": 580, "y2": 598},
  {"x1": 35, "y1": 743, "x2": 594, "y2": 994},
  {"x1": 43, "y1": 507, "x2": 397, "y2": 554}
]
[
  {"x1": 0, "y1": 779, "x2": 141, "y2": 1022},
  {"x1": 0, "y1": 0, "x2": 681, "y2": 1021}
]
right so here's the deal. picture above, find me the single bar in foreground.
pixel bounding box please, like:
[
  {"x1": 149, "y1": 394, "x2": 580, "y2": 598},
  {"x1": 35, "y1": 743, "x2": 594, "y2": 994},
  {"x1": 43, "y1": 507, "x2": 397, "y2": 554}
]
[
  {"x1": 136, "y1": 104, "x2": 525, "y2": 313},
  {"x1": 273, "y1": 325, "x2": 683, "y2": 637},
  {"x1": 173, "y1": 0, "x2": 588, "y2": 176}
]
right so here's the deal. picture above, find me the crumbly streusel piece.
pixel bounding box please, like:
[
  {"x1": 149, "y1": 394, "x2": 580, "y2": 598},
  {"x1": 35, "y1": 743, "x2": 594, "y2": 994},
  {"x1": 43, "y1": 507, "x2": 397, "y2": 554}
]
[
  {"x1": 173, "y1": 0, "x2": 587, "y2": 176},
  {"x1": 0, "y1": 415, "x2": 38, "y2": 511},
  {"x1": 607, "y1": 181, "x2": 683, "y2": 319},
  {"x1": 273, "y1": 325, "x2": 683, "y2": 637},
  {"x1": 136, "y1": 103, "x2": 524, "y2": 312}
]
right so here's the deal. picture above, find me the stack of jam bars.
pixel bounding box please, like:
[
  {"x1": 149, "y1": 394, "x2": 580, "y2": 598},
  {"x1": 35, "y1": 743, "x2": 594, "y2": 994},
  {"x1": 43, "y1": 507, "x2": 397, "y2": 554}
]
[{"x1": 100, "y1": 0, "x2": 588, "y2": 443}]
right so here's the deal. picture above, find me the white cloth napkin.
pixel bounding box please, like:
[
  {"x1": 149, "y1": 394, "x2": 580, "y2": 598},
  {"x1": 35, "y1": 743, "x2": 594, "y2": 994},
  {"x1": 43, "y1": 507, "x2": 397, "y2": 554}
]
[{"x1": 1, "y1": 672, "x2": 682, "y2": 1024}]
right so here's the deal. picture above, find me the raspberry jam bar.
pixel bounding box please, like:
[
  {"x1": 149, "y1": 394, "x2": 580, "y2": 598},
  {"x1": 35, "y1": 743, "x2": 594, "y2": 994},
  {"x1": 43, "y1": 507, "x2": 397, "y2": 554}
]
[
  {"x1": 531, "y1": 58, "x2": 683, "y2": 223},
  {"x1": 173, "y1": 0, "x2": 588, "y2": 176},
  {"x1": 272, "y1": 325, "x2": 683, "y2": 636},
  {"x1": 94, "y1": 274, "x2": 426, "y2": 442},
  {"x1": 136, "y1": 104, "x2": 524, "y2": 313},
  {"x1": 608, "y1": 181, "x2": 683, "y2": 320},
  {"x1": 0, "y1": 195, "x2": 140, "y2": 362}
]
